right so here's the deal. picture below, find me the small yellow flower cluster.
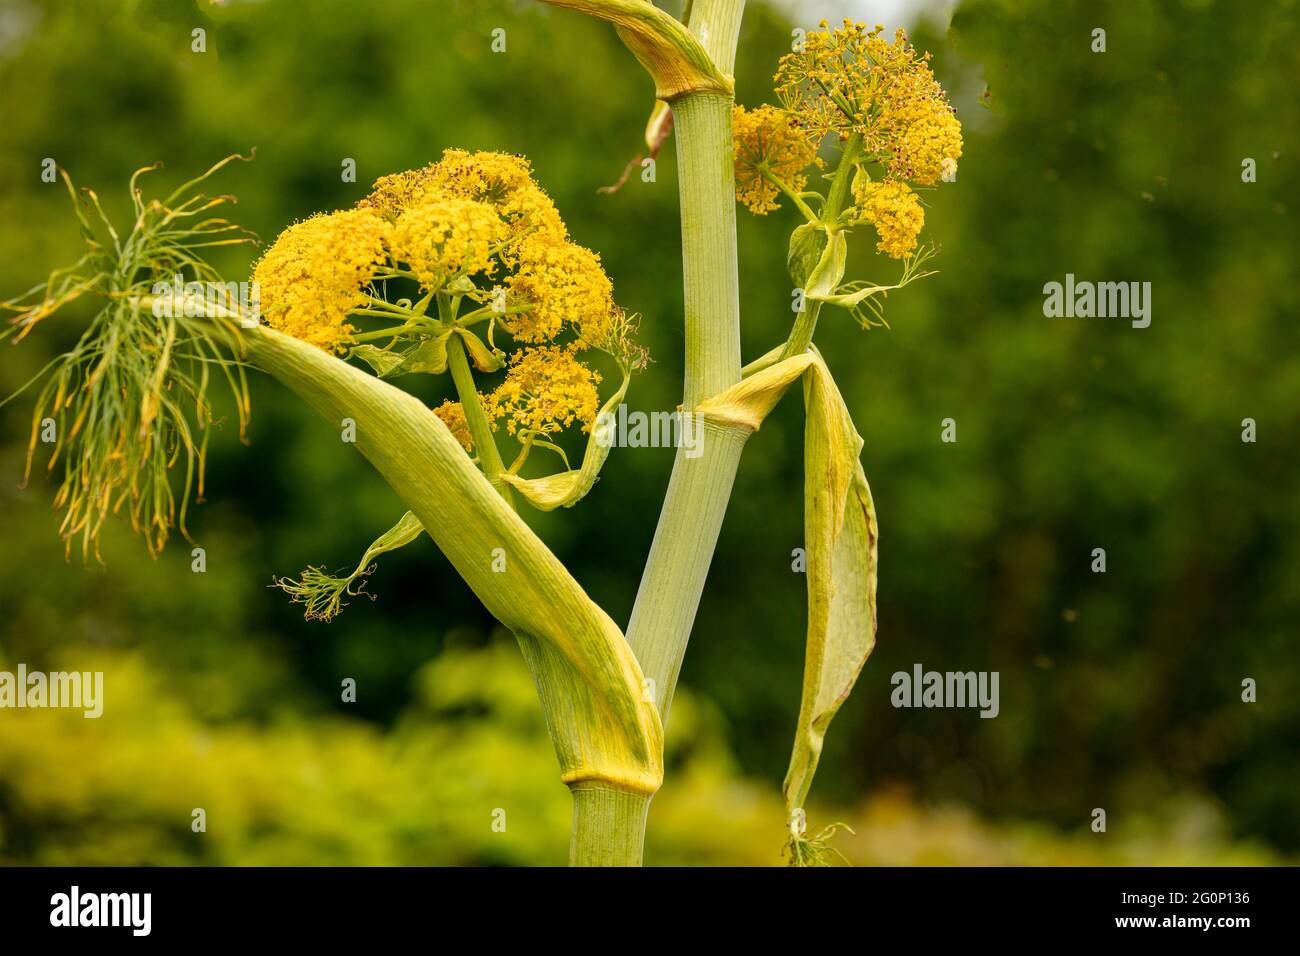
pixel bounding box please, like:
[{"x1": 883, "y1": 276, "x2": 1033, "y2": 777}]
[
  {"x1": 433, "y1": 400, "x2": 474, "y2": 452},
  {"x1": 732, "y1": 104, "x2": 821, "y2": 215},
  {"x1": 426, "y1": 148, "x2": 568, "y2": 246},
  {"x1": 253, "y1": 209, "x2": 391, "y2": 354},
  {"x1": 506, "y1": 234, "x2": 614, "y2": 345},
  {"x1": 357, "y1": 166, "x2": 438, "y2": 217},
  {"x1": 391, "y1": 193, "x2": 505, "y2": 289},
  {"x1": 774, "y1": 20, "x2": 962, "y2": 183},
  {"x1": 482, "y1": 344, "x2": 602, "y2": 437},
  {"x1": 362, "y1": 150, "x2": 565, "y2": 245},
  {"x1": 886, "y1": 95, "x2": 964, "y2": 186},
  {"x1": 852, "y1": 178, "x2": 924, "y2": 259}
]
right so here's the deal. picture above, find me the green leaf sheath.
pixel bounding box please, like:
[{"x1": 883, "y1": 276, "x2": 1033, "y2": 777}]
[
  {"x1": 245, "y1": 326, "x2": 664, "y2": 797},
  {"x1": 537, "y1": 0, "x2": 732, "y2": 100},
  {"x1": 696, "y1": 350, "x2": 879, "y2": 819}
]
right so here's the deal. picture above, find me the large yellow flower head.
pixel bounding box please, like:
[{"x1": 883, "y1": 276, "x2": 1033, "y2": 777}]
[
  {"x1": 853, "y1": 177, "x2": 924, "y2": 259},
  {"x1": 483, "y1": 344, "x2": 602, "y2": 436},
  {"x1": 775, "y1": 21, "x2": 962, "y2": 185},
  {"x1": 505, "y1": 233, "x2": 615, "y2": 345},
  {"x1": 732, "y1": 104, "x2": 820, "y2": 215},
  {"x1": 390, "y1": 190, "x2": 506, "y2": 290},
  {"x1": 253, "y1": 208, "x2": 391, "y2": 353}
]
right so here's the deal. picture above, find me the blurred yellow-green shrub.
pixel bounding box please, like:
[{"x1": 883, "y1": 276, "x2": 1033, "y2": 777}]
[{"x1": 0, "y1": 642, "x2": 1283, "y2": 866}]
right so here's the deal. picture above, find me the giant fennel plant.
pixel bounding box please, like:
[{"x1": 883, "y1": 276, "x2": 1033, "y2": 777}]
[{"x1": 1, "y1": 3, "x2": 960, "y2": 866}]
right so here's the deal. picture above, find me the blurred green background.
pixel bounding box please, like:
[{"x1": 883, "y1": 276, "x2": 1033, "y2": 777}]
[{"x1": 0, "y1": 0, "x2": 1296, "y2": 865}]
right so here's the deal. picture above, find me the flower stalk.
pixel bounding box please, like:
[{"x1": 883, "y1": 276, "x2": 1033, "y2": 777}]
[{"x1": 441, "y1": 297, "x2": 515, "y2": 508}]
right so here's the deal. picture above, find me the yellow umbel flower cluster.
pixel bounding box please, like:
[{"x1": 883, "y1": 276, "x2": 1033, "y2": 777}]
[
  {"x1": 257, "y1": 148, "x2": 637, "y2": 508},
  {"x1": 483, "y1": 344, "x2": 602, "y2": 437},
  {"x1": 433, "y1": 400, "x2": 474, "y2": 452},
  {"x1": 506, "y1": 234, "x2": 615, "y2": 345},
  {"x1": 732, "y1": 104, "x2": 820, "y2": 215},
  {"x1": 256, "y1": 148, "x2": 623, "y2": 359},
  {"x1": 774, "y1": 20, "x2": 962, "y2": 185},
  {"x1": 253, "y1": 209, "x2": 391, "y2": 354},
  {"x1": 391, "y1": 193, "x2": 505, "y2": 289},
  {"x1": 852, "y1": 177, "x2": 924, "y2": 259}
]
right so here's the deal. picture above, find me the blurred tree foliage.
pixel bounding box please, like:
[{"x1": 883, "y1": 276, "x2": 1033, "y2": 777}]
[{"x1": 0, "y1": 0, "x2": 1295, "y2": 863}]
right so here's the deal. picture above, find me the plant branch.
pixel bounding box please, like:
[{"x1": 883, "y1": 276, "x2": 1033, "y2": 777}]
[
  {"x1": 781, "y1": 299, "x2": 823, "y2": 360},
  {"x1": 446, "y1": 331, "x2": 515, "y2": 510},
  {"x1": 823, "y1": 133, "x2": 862, "y2": 225}
]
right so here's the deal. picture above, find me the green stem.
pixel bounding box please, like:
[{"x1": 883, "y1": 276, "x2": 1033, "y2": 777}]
[
  {"x1": 350, "y1": 324, "x2": 417, "y2": 341},
  {"x1": 779, "y1": 134, "x2": 863, "y2": 359},
  {"x1": 823, "y1": 133, "x2": 863, "y2": 225},
  {"x1": 446, "y1": 332, "x2": 515, "y2": 509},
  {"x1": 760, "y1": 167, "x2": 819, "y2": 222},
  {"x1": 626, "y1": 2, "x2": 747, "y2": 722},
  {"x1": 781, "y1": 299, "x2": 823, "y2": 360},
  {"x1": 572, "y1": 0, "x2": 748, "y2": 870},
  {"x1": 568, "y1": 787, "x2": 651, "y2": 866}
]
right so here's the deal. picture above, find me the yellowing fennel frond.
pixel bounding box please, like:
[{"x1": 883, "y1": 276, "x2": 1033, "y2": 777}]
[
  {"x1": 698, "y1": 347, "x2": 878, "y2": 846},
  {"x1": 245, "y1": 326, "x2": 663, "y2": 795}
]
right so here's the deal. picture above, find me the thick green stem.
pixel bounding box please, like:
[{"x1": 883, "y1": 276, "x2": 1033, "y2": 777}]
[
  {"x1": 674, "y1": 93, "x2": 741, "y2": 409},
  {"x1": 626, "y1": 2, "x2": 747, "y2": 719},
  {"x1": 575, "y1": 0, "x2": 748, "y2": 869},
  {"x1": 446, "y1": 332, "x2": 515, "y2": 509},
  {"x1": 568, "y1": 787, "x2": 651, "y2": 866},
  {"x1": 689, "y1": 0, "x2": 745, "y2": 75},
  {"x1": 626, "y1": 422, "x2": 747, "y2": 716}
]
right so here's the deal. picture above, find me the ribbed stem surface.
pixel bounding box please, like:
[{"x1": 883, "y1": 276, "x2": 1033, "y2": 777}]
[{"x1": 569, "y1": 787, "x2": 651, "y2": 866}]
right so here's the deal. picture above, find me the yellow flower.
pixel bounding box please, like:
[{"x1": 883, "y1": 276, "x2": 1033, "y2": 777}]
[
  {"x1": 775, "y1": 21, "x2": 962, "y2": 186},
  {"x1": 428, "y1": 148, "x2": 568, "y2": 245},
  {"x1": 483, "y1": 344, "x2": 602, "y2": 436},
  {"x1": 433, "y1": 400, "x2": 474, "y2": 452},
  {"x1": 357, "y1": 166, "x2": 438, "y2": 217},
  {"x1": 390, "y1": 190, "x2": 506, "y2": 290},
  {"x1": 732, "y1": 104, "x2": 820, "y2": 215},
  {"x1": 253, "y1": 209, "x2": 391, "y2": 353},
  {"x1": 888, "y1": 101, "x2": 963, "y2": 185},
  {"x1": 853, "y1": 177, "x2": 924, "y2": 259},
  {"x1": 362, "y1": 150, "x2": 567, "y2": 249},
  {"x1": 505, "y1": 233, "x2": 614, "y2": 345}
]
